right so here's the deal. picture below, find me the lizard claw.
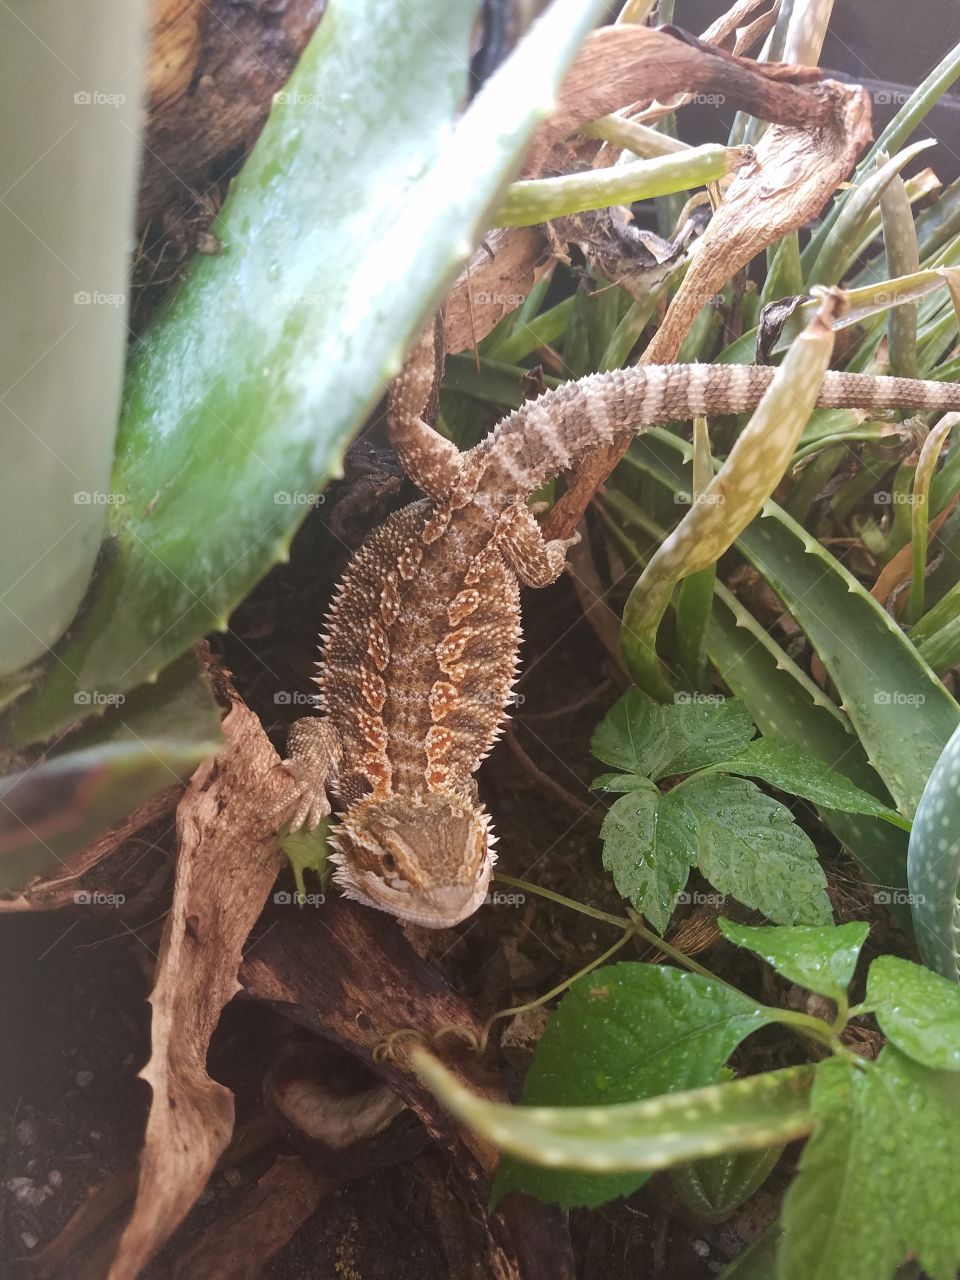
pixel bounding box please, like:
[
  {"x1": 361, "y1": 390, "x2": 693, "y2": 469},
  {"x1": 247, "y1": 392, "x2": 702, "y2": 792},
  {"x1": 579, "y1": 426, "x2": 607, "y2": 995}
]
[{"x1": 270, "y1": 760, "x2": 332, "y2": 833}]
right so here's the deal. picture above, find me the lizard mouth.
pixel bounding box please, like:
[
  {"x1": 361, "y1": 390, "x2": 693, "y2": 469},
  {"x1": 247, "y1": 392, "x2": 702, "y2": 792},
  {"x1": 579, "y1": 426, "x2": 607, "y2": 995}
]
[{"x1": 330, "y1": 856, "x2": 493, "y2": 929}]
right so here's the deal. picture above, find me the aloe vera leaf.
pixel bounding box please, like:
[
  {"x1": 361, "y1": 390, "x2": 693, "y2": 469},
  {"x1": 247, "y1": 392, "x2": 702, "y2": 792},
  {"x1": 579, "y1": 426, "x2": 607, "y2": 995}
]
[
  {"x1": 620, "y1": 294, "x2": 840, "y2": 697},
  {"x1": 487, "y1": 298, "x2": 575, "y2": 368},
  {"x1": 0, "y1": 0, "x2": 147, "y2": 675},
  {"x1": 675, "y1": 419, "x2": 716, "y2": 690},
  {"x1": 736, "y1": 518, "x2": 959, "y2": 815},
  {"x1": 724, "y1": 269, "x2": 958, "y2": 368},
  {"x1": 760, "y1": 231, "x2": 804, "y2": 307},
  {"x1": 917, "y1": 615, "x2": 960, "y2": 675},
  {"x1": 907, "y1": 416, "x2": 958, "y2": 623},
  {"x1": 444, "y1": 354, "x2": 562, "y2": 410},
  {"x1": 416, "y1": 1049, "x2": 815, "y2": 1174},
  {"x1": 7, "y1": 0, "x2": 609, "y2": 746},
  {"x1": 805, "y1": 39, "x2": 960, "y2": 266},
  {"x1": 580, "y1": 115, "x2": 690, "y2": 157},
  {"x1": 878, "y1": 160, "x2": 920, "y2": 380},
  {"x1": 908, "y1": 724, "x2": 960, "y2": 980},
  {"x1": 805, "y1": 141, "x2": 935, "y2": 288},
  {"x1": 494, "y1": 146, "x2": 741, "y2": 228},
  {"x1": 0, "y1": 653, "x2": 221, "y2": 890},
  {"x1": 860, "y1": 40, "x2": 960, "y2": 180},
  {"x1": 670, "y1": 1144, "x2": 783, "y2": 1223}
]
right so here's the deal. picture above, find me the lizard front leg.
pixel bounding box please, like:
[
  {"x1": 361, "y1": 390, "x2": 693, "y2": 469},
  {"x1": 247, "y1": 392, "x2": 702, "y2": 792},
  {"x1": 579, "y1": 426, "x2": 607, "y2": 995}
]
[
  {"x1": 387, "y1": 315, "x2": 465, "y2": 503},
  {"x1": 497, "y1": 501, "x2": 580, "y2": 588},
  {"x1": 272, "y1": 717, "x2": 342, "y2": 832}
]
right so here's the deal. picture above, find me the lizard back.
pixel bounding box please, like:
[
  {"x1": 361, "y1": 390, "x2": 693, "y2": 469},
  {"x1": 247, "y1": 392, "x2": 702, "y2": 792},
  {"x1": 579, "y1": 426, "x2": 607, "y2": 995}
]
[{"x1": 318, "y1": 498, "x2": 520, "y2": 807}]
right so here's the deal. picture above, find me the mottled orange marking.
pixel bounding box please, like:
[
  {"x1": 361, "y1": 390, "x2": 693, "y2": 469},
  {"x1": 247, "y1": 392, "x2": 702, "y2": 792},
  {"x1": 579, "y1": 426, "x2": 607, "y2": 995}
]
[
  {"x1": 360, "y1": 668, "x2": 386, "y2": 712},
  {"x1": 448, "y1": 588, "x2": 481, "y2": 627},
  {"x1": 379, "y1": 573, "x2": 401, "y2": 626},
  {"x1": 367, "y1": 622, "x2": 390, "y2": 672},
  {"x1": 436, "y1": 627, "x2": 472, "y2": 671},
  {"x1": 429, "y1": 680, "x2": 459, "y2": 721}
]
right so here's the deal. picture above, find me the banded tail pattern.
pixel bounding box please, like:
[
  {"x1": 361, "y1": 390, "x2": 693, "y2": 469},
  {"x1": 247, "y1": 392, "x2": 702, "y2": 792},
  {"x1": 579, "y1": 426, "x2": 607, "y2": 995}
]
[{"x1": 471, "y1": 364, "x2": 960, "y2": 498}]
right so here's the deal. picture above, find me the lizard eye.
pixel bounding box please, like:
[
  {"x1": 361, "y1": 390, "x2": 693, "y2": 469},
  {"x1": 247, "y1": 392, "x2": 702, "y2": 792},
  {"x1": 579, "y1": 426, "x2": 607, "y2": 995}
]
[{"x1": 382, "y1": 852, "x2": 398, "y2": 874}]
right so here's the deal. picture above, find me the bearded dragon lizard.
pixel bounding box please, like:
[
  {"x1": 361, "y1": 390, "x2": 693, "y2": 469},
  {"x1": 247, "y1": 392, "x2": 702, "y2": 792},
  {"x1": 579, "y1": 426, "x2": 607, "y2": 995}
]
[{"x1": 275, "y1": 327, "x2": 960, "y2": 928}]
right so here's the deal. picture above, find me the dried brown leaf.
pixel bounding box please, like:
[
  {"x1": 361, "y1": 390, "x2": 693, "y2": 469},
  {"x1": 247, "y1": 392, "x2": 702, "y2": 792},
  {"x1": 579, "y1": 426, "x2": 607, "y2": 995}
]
[
  {"x1": 106, "y1": 692, "x2": 288, "y2": 1280},
  {"x1": 545, "y1": 80, "x2": 872, "y2": 539}
]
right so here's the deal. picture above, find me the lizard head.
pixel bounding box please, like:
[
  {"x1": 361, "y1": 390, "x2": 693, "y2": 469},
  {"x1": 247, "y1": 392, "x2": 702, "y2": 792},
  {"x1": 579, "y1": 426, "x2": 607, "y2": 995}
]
[{"x1": 329, "y1": 791, "x2": 495, "y2": 928}]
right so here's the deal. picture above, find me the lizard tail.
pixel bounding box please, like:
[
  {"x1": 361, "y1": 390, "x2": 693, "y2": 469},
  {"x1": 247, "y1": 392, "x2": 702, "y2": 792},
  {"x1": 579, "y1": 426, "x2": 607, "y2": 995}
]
[{"x1": 471, "y1": 364, "x2": 960, "y2": 497}]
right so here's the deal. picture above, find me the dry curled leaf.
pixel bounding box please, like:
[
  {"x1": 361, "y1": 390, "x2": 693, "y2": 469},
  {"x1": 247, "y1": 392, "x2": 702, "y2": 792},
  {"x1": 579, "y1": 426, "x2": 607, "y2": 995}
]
[
  {"x1": 545, "y1": 79, "x2": 872, "y2": 539},
  {"x1": 107, "y1": 691, "x2": 288, "y2": 1280}
]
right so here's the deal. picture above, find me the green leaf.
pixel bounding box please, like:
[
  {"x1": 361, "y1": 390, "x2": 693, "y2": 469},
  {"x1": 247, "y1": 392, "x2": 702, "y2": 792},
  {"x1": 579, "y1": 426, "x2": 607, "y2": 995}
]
[
  {"x1": 590, "y1": 772, "x2": 654, "y2": 793},
  {"x1": 717, "y1": 736, "x2": 909, "y2": 830},
  {"x1": 718, "y1": 919, "x2": 869, "y2": 1003},
  {"x1": 591, "y1": 689, "x2": 671, "y2": 779},
  {"x1": 590, "y1": 688, "x2": 756, "y2": 782},
  {"x1": 0, "y1": 653, "x2": 221, "y2": 890},
  {"x1": 8, "y1": 0, "x2": 609, "y2": 746},
  {"x1": 680, "y1": 774, "x2": 832, "y2": 925},
  {"x1": 670, "y1": 1143, "x2": 783, "y2": 1223},
  {"x1": 656, "y1": 696, "x2": 757, "y2": 779},
  {"x1": 490, "y1": 962, "x2": 778, "y2": 1208},
  {"x1": 415, "y1": 1049, "x2": 815, "y2": 1193},
  {"x1": 780, "y1": 1049, "x2": 960, "y2": 1280},
  {"x1": 600, "y1": 785, "x2": 696, "y2": 931},
  {"x1": 867, "y1": 955, "x2": 960, "y2": 1070}
]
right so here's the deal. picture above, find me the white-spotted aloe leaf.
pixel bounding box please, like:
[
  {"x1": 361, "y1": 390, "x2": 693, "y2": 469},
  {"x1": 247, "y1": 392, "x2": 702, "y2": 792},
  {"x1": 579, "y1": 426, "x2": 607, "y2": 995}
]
[
  {"x1": 7, "y1": 0, "x2": 610, "y2": 745},
  {"x1": 908, "y1": 723, "x2": 960, "y2": 979},
  {"x1": 0, "y1": 653, "x2": 221, "y2": 890},
  {"x1": 719, "y1": 919, "x2": 869, "y2": 1004},
  {"x1": 416, "y1": 1045, "x2": 814, "y2": 1192},
  {"x1": 780, "y1": 1049, "x2": 960, "y2": 1280},
  {"x1": 620, "y1": 292, "x2": 842, "y2": 698},
  {"x1": 486, "y1": 961, "x2": 779, "y2": 1208}
]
